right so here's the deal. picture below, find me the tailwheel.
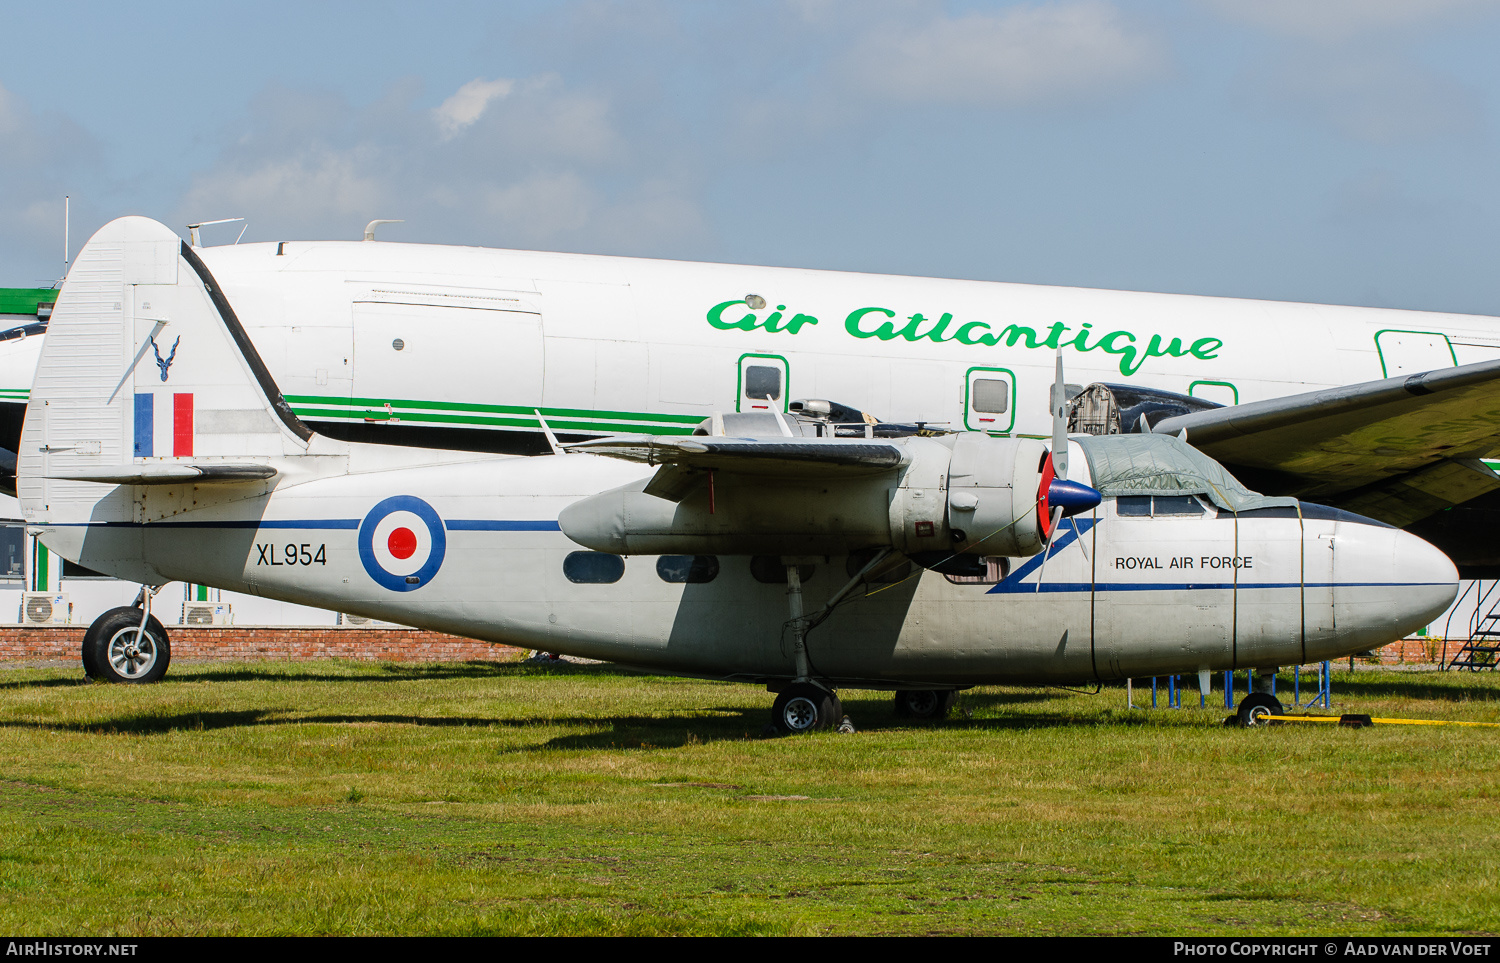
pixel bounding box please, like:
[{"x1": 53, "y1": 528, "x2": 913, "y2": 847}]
[
  {"x1": 893, "y1": 689, "x2": 957, "y2": 720},
  {"x1": 771, "y1": 683, "x2": 840, "y2": 735},
  {"x1": 82, "y1": 607, "x2": 171, "y2": 684},
  {"x1": 1236, "y1": 692, "x2": 1284, "y2": 728}
]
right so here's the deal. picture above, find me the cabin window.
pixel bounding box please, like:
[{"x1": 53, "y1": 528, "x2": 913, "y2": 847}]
[
  {"x1": 563, "y1": 551, "x2": 626, "y2": 584},
  {"x1": 744, "y1": 365, "x2": 782, "y2": 401},
  {"x1": 656, "y1": 555, "x2": 720, "y2": 584},
  {"x1": 943, "y1": 557, "x2": 1011, "y2": 585},
  {"x1": 751, "y1": 556, "x2": 815, "y2": 584},
  {"x1": 0, "y1": 524, "x2": 22, "y2": 579},
  {"x1": 971, "y1": 378, "x2": 1009, "y2": 414},
  {"x1": 846, "y1": 549, "x2": 912, "y2": 584},
  {"x1": 1152, "y1": 496, "x2": 1205, "y2": 516},
  {"x1": 1115, "y1": 495, "x2": 1206, "y2": 517}
]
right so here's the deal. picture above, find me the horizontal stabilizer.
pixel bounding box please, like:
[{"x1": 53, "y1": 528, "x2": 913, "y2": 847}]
[{"x1": 46, "y1": 463, "x2": 278, "y2": 485}]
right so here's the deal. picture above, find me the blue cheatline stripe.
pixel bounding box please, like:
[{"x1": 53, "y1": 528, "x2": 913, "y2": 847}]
[
  {"x1": 445, "y1": 519, "x2": 561, "y2": 531},
  {"x1": 996, "y1": 580, "x2": 1454, "y2": 595},
  {"x1": 987, "y1": 517, "x2": 1097, "y2": 594},
  {"x1": 134, "y1": 394, "x2": 153, "y2": 457},
  {"x1": 51, "y1": 518, "x2": 561, "y2": 531}
]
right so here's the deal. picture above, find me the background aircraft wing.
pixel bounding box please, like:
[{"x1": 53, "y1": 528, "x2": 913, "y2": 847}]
[{"x1": 1150, "y1": 357, "x2": 1500, "y2": 525}]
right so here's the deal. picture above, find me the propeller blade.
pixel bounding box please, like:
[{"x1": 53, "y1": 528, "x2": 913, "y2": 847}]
[
  {"x1": 1050, "y1": 348, "x2": 1069, "y2": 482},
  {"x1": 1034, "y1": 506, "x2": 1065, "y2": 593}
]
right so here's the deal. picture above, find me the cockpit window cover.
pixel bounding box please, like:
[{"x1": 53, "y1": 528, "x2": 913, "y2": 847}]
[{"x1": 1076, "y1": 434, "x2": 1298, "y2": 514}]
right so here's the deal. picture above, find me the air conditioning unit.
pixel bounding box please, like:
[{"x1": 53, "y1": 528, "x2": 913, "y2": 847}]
[
  {"x1": 21, "y1": 593, "x2": 71, "y2": 625},
  {"x1": 182, "y1": 602, "x2": 232, "y2": 626}
]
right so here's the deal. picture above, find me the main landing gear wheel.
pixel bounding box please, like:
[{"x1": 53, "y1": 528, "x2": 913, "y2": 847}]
[
  {"x1": 1236, "y1": 692, "x2": 1284, "y2": 728},
  {"x1": 771, "y1": 684, "x2": 840, "y2": 735},
  {"x1": 893, "y1": 689, "x2": 957, "y2": 720},
  {"x1": 82, "y1": 607, "x2": 171, "y2": 684}
]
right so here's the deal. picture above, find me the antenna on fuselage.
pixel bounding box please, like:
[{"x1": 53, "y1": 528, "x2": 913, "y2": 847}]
[
  {"x1": 363, "y1": 219, "x2": 404, "y2": 241},
  {"x1": 186, "y1": 218, "x2": 245, "y2": 247}
]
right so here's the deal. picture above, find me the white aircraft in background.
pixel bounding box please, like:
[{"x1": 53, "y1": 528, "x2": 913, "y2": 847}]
[
  {"x1": 14, "y1": 217, "x2": 1459, "y2": 731},
  {"x1": 3, "y1": 214, "x2": 1500, "y2": 578}
]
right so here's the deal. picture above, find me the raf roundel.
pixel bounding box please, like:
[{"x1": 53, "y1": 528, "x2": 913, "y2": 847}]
[{"x1": 358, "y1": 495, "x2": 447, "y2": 591}]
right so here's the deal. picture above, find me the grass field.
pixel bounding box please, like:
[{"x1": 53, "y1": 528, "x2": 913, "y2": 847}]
[{"x1": 0, "y1": 658, "x2": 1496, "y2": 936}]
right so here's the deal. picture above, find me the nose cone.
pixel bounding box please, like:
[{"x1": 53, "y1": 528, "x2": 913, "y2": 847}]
[
  {"x1": 1391, "y1": 529, "x2": 1461, "y2": 632},
  {"x1": 1047, "y1": 478, "x2": 1102, "y2": 517},
  {"x1": 1318, "y1": 523, "x2": 1458, "y2": 659}
]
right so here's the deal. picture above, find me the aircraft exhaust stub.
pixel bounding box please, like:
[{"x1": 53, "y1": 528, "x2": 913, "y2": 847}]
[{"x1": 560, "y1": 433, "x2": 1086, "y2": 559}]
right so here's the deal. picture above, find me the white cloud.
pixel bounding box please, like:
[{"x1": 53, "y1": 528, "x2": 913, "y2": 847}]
[
  {"x1": 170, "y1": 74, "x2": 707, "y2": 255},
  {"x1": 0, "y1": 84, "x2": 102, "y2": 284},
  {"x1": 178, "y1": 149, "x2": 388, "y2": 230},
  {"x1": 433, "y1": 78, "x2": 515, "y2": 139},
  {"x1": 1201, "y1": 0, "x2": 1497, "y2": 41},
  {"x1": 839, "y1": 1, "x2": 1166, "y2": 107}
]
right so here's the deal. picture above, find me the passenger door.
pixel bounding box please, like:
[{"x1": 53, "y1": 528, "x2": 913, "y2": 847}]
[
  {"x1": 963, "y1": 367, "x2": 1015, "y2": 433},
  {"x1": 737, "y1": 353, "x2": 788, "y2": 413}
]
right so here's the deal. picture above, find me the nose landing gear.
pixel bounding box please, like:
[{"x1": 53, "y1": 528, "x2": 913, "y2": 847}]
[{"x1": 1234, "y1": 692, "x2": 1285, "y2": 727}]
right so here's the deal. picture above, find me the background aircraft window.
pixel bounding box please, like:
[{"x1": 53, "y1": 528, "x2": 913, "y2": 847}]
[
  {"x1": 750, "y1": 556, "x2": 815, "y2": 584},
  {"x1": 744, "y1": 365, "x2": 782, "y2": 401},
  {"x1": 971, "y1": 378, "x2": 1009, "y2": 414},
  {"x1": 944, "y1": 557, "x2": 1010, "y2": 585},
  {"x1": 0, "y1": 524, "x2": 22, "y2": 578},
  {"x1": 656, "y1": 555, "x2": 720, "y2": 584},
  {"x1": 845, "y1": 549, "x2": 912, "y2": 584},
  {"x1": 563, "y1": 552, "x2": 626, "y2": 584},
  {"x1": 1152, "y1": 496, "x2": 1205, "y2": 516},
  {"x1": 1116, "y1": 496, "x2": 1152, "y2": 516}
]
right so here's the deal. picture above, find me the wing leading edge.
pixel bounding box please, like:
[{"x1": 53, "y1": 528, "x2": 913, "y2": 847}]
[{"x1": 1149, "y1": 357, "x2": 1500, "y2": 526}]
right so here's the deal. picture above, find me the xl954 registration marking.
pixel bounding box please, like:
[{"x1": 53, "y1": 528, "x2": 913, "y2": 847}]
[{"x1": 256, "y1": 543, "x2": 327, "y2": 566}]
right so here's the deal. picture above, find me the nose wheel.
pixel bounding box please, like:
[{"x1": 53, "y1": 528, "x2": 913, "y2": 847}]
[{"x1": 1235, "y1": 692, "x2": 1284, "y2": 727}]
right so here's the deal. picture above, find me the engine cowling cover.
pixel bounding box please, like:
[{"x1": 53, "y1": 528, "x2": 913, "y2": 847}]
[{"x1": 558, "y1": 434, "x2": 1056, "y2": 559}]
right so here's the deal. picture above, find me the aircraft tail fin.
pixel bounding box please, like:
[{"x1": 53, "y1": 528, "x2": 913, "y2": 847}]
[{"x1": 18, "y1": 216, "x2": 315, "y2": 526}]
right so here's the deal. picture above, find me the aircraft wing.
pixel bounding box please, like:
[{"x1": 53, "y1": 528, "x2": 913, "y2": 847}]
[
  {"x1": 567, "y1": 435, "x2": 908, "y2": 501},
  {"x1": 1150, "y1": 357, "x2": 1500, "y2": 526}
]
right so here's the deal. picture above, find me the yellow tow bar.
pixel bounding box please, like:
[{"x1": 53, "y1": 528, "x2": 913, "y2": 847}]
[{"x1": 1268, "y1": 714, "x2": 1500, "y2": 729}]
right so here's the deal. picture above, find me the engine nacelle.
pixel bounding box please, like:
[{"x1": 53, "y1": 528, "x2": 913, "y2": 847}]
[{"x1": 558, "y1": 434, "x2": 1058, "y2": 559}]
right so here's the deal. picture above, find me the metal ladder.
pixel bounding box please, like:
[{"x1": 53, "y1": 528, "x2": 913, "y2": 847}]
[{"x1": 1444, "y1": 580, "x2": 1500, "y2": 671}]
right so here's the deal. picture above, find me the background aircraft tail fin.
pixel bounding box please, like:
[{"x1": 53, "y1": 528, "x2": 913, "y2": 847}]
[{"x1": 18, "y1": 216, "x2": 316, "y2": 526}]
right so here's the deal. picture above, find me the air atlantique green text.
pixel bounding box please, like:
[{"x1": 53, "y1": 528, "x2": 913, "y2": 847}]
[{"x1": 706, "y1": 300, "x2": 1221, "y2": 377}]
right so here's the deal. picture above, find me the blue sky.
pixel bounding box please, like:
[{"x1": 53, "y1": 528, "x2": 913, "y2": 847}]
[{"x1": 4, "y1": 0, "x2": 1500, "y2": 315}]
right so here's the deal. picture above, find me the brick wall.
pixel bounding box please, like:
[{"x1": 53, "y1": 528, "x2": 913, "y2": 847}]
[
  {"x1": 0, "y1": 624, "x2": 1460, "y2": 668},
  {"x1": 0, "y1": 626, "x2": 523, "y2": 664}
]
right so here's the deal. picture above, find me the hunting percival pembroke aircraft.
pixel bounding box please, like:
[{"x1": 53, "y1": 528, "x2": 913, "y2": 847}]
[{"x1": 15, "y1": 217, "x2": 1463, "y2": 731}]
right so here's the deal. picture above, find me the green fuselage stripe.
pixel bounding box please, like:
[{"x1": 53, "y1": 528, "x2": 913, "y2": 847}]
[
  {"x1": 283, "y1": 394, "x2": 703, "y2": 425},
  {"x1": 287, "y1": 394, "x2": 704, "y2": 434}
]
